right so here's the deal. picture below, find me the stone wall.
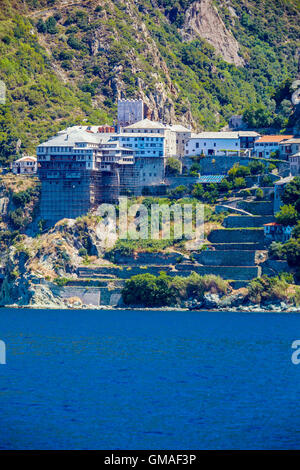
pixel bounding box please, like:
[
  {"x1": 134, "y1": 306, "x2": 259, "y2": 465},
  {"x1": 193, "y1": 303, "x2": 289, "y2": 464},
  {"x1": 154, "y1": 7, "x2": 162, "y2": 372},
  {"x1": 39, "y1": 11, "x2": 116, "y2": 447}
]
[
  {"x1": 223, "y1": 215, "x2": 274, "y2": 228},
  {"x1": 59, "y1": 286, "x2": 123, "y2": 306},
  {"x1": 211, "y1": 242, "x2": 264, "y2": 250},
  {"x1": 165, "y1": 176, "x2": 199, "y2": 189},
  {"x1": 174, "y1": 265, "x2": 260, "y2": 281},
  {"x1": 60, "y1": 286, "x2": 101, "y2": 306},
  {"x1": 113, "y1": 252, "x2": 186, "y2": 265},
  {"x1": 237, "y1": 200, "x2": 274, "y2": 215},
  {"x1": 208, "y1": 229, "x2": 264, "y2": 244},
  {"x1": 198, "y1": 155, "x2": 251, "y2": 175},
  {"x1": 194, "y1": 250, "x2": 256, "y2": 266},
  {"x1": 78, "y1": 266, "x2": 174, "y2": 279},
  {"x1": 215, "y1": 204, "x2": 251, "y2": 215},
  {"x1": 261, "y1": 260, "x2": 291, "y2": 276}
]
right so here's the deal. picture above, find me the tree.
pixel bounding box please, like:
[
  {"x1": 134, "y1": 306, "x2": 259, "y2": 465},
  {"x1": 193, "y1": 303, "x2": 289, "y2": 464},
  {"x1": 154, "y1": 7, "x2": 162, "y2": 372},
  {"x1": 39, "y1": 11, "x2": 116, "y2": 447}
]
[
  {"x1": 192, "y1": 183, "x2": 204, "y2": 199},
  {"x1": 275, "y1": 204, "x2": 298, "y2": 226},
  {"x1": 36, "y1": 19, "x2": 46, "y2": 33},
  {"x1": 243, "y1": 104, "x2": 274, "y2": 128},
  {"x1": 292, "y1": 222, "x2": 300, "y2": 239},
  {"x1": 170, "y1": 185, "x2": 187, "y2": 198},
  {"x1": 228, "y1": 164, "x2": 250, "y2": 181},
  {"x1": 219, "y1": 178, "x2": 232, "y2": 192},
  {"x1": 282, "y1": 238, "x2": 300, "y2": 266},
  {"x1": 281, "y1": 177, "x2": 300, "y2": 211},
  {"x1": 165, "y1": 157, "x2": 181, "y2": 176},
  {"x1": 233, "y1": 177, "x2": 246, "y2": 189},
  {"x1": 255, "y1": 188, "x2": 264, "y2": 200},
  {"x1": 122, "y1": 273, "x2": 175, "y2": 307},
  {"x1": 45, "y1": 17, "x2": 58, "y2": 34},
  {"x1": 269, "y1": 242, "x2": 285, "y2": 260},
  {"x1": 249, "y1": 161, "x2": 266, "y2": 175}
]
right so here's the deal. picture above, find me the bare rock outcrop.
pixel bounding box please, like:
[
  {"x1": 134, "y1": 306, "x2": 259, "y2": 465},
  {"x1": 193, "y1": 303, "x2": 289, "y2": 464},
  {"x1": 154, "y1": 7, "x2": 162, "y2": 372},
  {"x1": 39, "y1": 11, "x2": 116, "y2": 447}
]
[{"x1": 182, "y1": 0, "x2": 244, "y2": 67}]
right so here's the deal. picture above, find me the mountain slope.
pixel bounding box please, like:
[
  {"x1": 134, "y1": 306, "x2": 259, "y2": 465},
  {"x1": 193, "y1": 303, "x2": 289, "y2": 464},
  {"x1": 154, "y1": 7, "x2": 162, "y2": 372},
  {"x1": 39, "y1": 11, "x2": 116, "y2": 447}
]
[{"x1": 0, "y1": 0, "x2": 299, "y2": 160}]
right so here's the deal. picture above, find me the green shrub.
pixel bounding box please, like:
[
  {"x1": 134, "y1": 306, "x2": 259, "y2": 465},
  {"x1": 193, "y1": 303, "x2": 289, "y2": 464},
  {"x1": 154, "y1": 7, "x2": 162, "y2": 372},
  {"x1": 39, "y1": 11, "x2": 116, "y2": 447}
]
[
  {"x1": 233, "y1": 177, "x2": 246, "y2": 189},
  {"x1": 247, "y1": 275, "x2": 291, "y2": 304},
  {"x1": 249, "y1": 161, "x2": 266, "y2": 175},
  {"x1": 78, "y1": 247, "x2": 88, "y2": 257},
  {"x1": 255, "y1": 188, "x2": 264, "y2": 200},
  {"x1": 54, "y1": 277, "x2": 70, "y2": 287},
  {"x1": 276, "y1": 204, "x2": 298, "y2": 226},
  {"x1": 166, "y1": 157, "x2": 181, "y2": 176},
  {"x1": 122, "y1": 272, "x2": 176, "y2": 307},
  {"x1": 122, "y1": 272, "x2": 230, "y2": 307}
]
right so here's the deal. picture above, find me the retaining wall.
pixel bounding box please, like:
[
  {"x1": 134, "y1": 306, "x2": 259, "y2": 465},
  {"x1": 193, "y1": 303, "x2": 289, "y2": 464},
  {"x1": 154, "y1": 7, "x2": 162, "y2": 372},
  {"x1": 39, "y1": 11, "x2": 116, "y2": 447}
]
[
  {"x1": 237, "y1": 200, "x2": 274, "y2": 215},
  {"x1": 174, "y1": 265, "x2": 260, "y2": 281},
  {"x1": 223, "y1": 215, "x2": 274, "y2": 228},
  {"x1": 211, "y1": 242, "x2": 264, "y2": 250},
  {"x1": 261, "y1": 260, "x2": 291, "y2": 276},
  {"x1": 208, "y1": 229, "x2": 264, "y2": 244},
  {"x1": 78, "y1": 266, "x2": 173, "y2": 279},
  {"x1": 165, "y1": 176, "x2": 199, "y2": 189},
  {"x1": 194, "y1": 250, "x2": 256, "y2": 266},
  {"x1": 113, "y1": 252, "x2": 186, "y2": 266},
  {"x1": 60, "y1": 286, "x2": 101, "y2": 306},
  {"x1": 59, "y1": 286, "x2": 123, "y2": 306}
]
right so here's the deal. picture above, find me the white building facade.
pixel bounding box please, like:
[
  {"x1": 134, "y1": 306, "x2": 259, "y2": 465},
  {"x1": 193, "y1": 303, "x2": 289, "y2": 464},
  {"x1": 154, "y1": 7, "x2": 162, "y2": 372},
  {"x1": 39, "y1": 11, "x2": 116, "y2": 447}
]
[
  {"x1": 185, "y1": 132, "x2": 241, "y2": 157},
  {"x1": 254, "y1": 135, "x2": 294, "y2": 158},
  {"x1": 11, "y1": 156, "x2": 37, "y2": 175},
  {"x1": 123, "y1": 119, "x2": 177, "y2": 158},
  {"x1": 169, "y1": 124, "x2": 192, "y2": 158},
  {"x1": 116, "y1": 133, "x2": 165, "y2": 187}
]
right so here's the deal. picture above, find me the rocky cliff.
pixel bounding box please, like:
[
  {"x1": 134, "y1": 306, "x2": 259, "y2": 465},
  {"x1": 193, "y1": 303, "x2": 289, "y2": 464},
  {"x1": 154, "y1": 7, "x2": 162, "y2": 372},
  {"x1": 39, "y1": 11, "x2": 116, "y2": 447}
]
[
  {"x1": 182, "y1": 0, "x2": 244, "y2": 66},
  {"x1": 0, "y1": 0, "x2": 299, "y2": 158}
]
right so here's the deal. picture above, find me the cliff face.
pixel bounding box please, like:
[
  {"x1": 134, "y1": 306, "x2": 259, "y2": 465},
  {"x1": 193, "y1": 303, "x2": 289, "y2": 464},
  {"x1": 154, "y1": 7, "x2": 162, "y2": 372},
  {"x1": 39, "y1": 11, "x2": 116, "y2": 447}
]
[{"x1": 182, "y1": 0, "x2": 244, "y2": 66}]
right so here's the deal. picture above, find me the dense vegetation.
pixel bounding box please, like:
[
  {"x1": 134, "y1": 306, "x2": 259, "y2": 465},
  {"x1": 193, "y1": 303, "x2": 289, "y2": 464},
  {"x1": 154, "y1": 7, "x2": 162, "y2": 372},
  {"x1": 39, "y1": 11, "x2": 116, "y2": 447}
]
[
  {"x1": 271, "y1": 177, "x2": 300, "y2": 275},
  {"x1": 122, "y1": 271, "x2": 229, "y2": 307},
  {"x1": 122, "y1": 271, "x2": 300, "y2": 306},
  {"x1": 0, "y1": 0, "x2": 299, "y2": 162}
]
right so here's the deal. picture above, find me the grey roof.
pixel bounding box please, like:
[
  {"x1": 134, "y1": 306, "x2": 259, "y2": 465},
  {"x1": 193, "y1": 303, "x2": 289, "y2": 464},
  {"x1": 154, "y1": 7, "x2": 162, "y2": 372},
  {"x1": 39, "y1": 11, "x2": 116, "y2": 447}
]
[
  {"x1": 238, "y1": 131, "x2": 261, "y2": 137},
  {"x1": 281, "y1": 138, "x2": 300, "y2": 145},
  {"x1": 124, "y1": 118, "x2": 166, "y2": 130},
  {"x1": 170, "y1": 124, "x2": 192, "y2": 133},
  {"x1": 289, "y1": 152, "x2": 300, "y2": 157},
  {"x1": 190, "y1": 132, "x2": 240, "y2": 139},
  {"x1": 39, "y1": 129, "x2": 101, "y2": 147},
  {"x1": 118, "y1": 133, "x2": 164, "y2": 138}
]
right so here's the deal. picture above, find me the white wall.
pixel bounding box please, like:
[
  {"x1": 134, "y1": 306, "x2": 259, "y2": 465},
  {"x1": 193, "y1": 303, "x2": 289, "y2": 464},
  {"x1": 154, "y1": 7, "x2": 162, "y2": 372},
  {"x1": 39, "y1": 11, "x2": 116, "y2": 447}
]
[{"x1": 185, "y1": 137, "x2": 240, "y2": 156}]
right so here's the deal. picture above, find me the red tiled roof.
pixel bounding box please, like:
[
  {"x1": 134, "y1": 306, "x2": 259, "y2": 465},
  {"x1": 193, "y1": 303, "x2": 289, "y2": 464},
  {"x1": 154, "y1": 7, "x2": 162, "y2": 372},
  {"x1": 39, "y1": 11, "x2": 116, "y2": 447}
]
[
  {"x1": 255, "y1": 135, "x2": 294, "y2": 143},
  {"x1": 263, "y1": 222, "x2": 281, "y2": 226}
]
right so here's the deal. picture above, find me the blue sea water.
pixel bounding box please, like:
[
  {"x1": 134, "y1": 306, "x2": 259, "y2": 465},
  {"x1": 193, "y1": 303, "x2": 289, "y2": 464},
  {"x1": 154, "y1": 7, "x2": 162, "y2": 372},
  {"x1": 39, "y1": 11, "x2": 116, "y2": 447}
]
[{"x1": 0, "y1": 307, "x2": 300, "y2": 450}]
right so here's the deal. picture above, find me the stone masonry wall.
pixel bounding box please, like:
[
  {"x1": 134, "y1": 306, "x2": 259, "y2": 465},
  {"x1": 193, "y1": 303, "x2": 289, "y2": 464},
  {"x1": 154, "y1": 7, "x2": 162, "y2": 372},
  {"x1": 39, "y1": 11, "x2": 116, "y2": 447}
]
[
  {"x1": 208, "y1": 229, "x2": 264, "y2": 244},
  {"x1": 174, "y1": 265, "x2": 260, "y2": 280},
  {"x1": 237, "y1": 200, "x2": 274, "y2": 215},
  {"x1": 194, "y1": 250, "x2": 256, "y2": 266},
  {"x1": 223, "y1": 215, "x2": 274, "y2": 228}
]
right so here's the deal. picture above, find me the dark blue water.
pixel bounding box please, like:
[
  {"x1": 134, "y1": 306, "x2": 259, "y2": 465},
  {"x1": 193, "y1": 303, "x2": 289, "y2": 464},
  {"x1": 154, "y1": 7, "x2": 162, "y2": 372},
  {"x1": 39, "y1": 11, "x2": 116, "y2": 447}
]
[{"x1": 0, "y1": 308, "x2": 300, "y2": 450}]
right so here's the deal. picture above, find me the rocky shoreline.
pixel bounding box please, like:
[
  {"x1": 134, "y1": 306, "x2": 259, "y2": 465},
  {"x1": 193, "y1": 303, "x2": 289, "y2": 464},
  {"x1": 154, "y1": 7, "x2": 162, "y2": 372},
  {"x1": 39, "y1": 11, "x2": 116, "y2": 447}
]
[{"x1": 2, "y1": 303, "x2": 299, "y2": 313}]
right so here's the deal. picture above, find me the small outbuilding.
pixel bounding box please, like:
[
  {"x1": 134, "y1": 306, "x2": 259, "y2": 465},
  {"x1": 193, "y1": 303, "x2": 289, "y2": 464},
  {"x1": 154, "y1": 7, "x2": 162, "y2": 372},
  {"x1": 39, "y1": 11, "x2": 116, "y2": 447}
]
[
  {"x1": 11, "y1": 156, "x2": 37, "y2": 175},
  {"x1": 263, "y1": 222, "x2": 293, "y2": 243}
]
